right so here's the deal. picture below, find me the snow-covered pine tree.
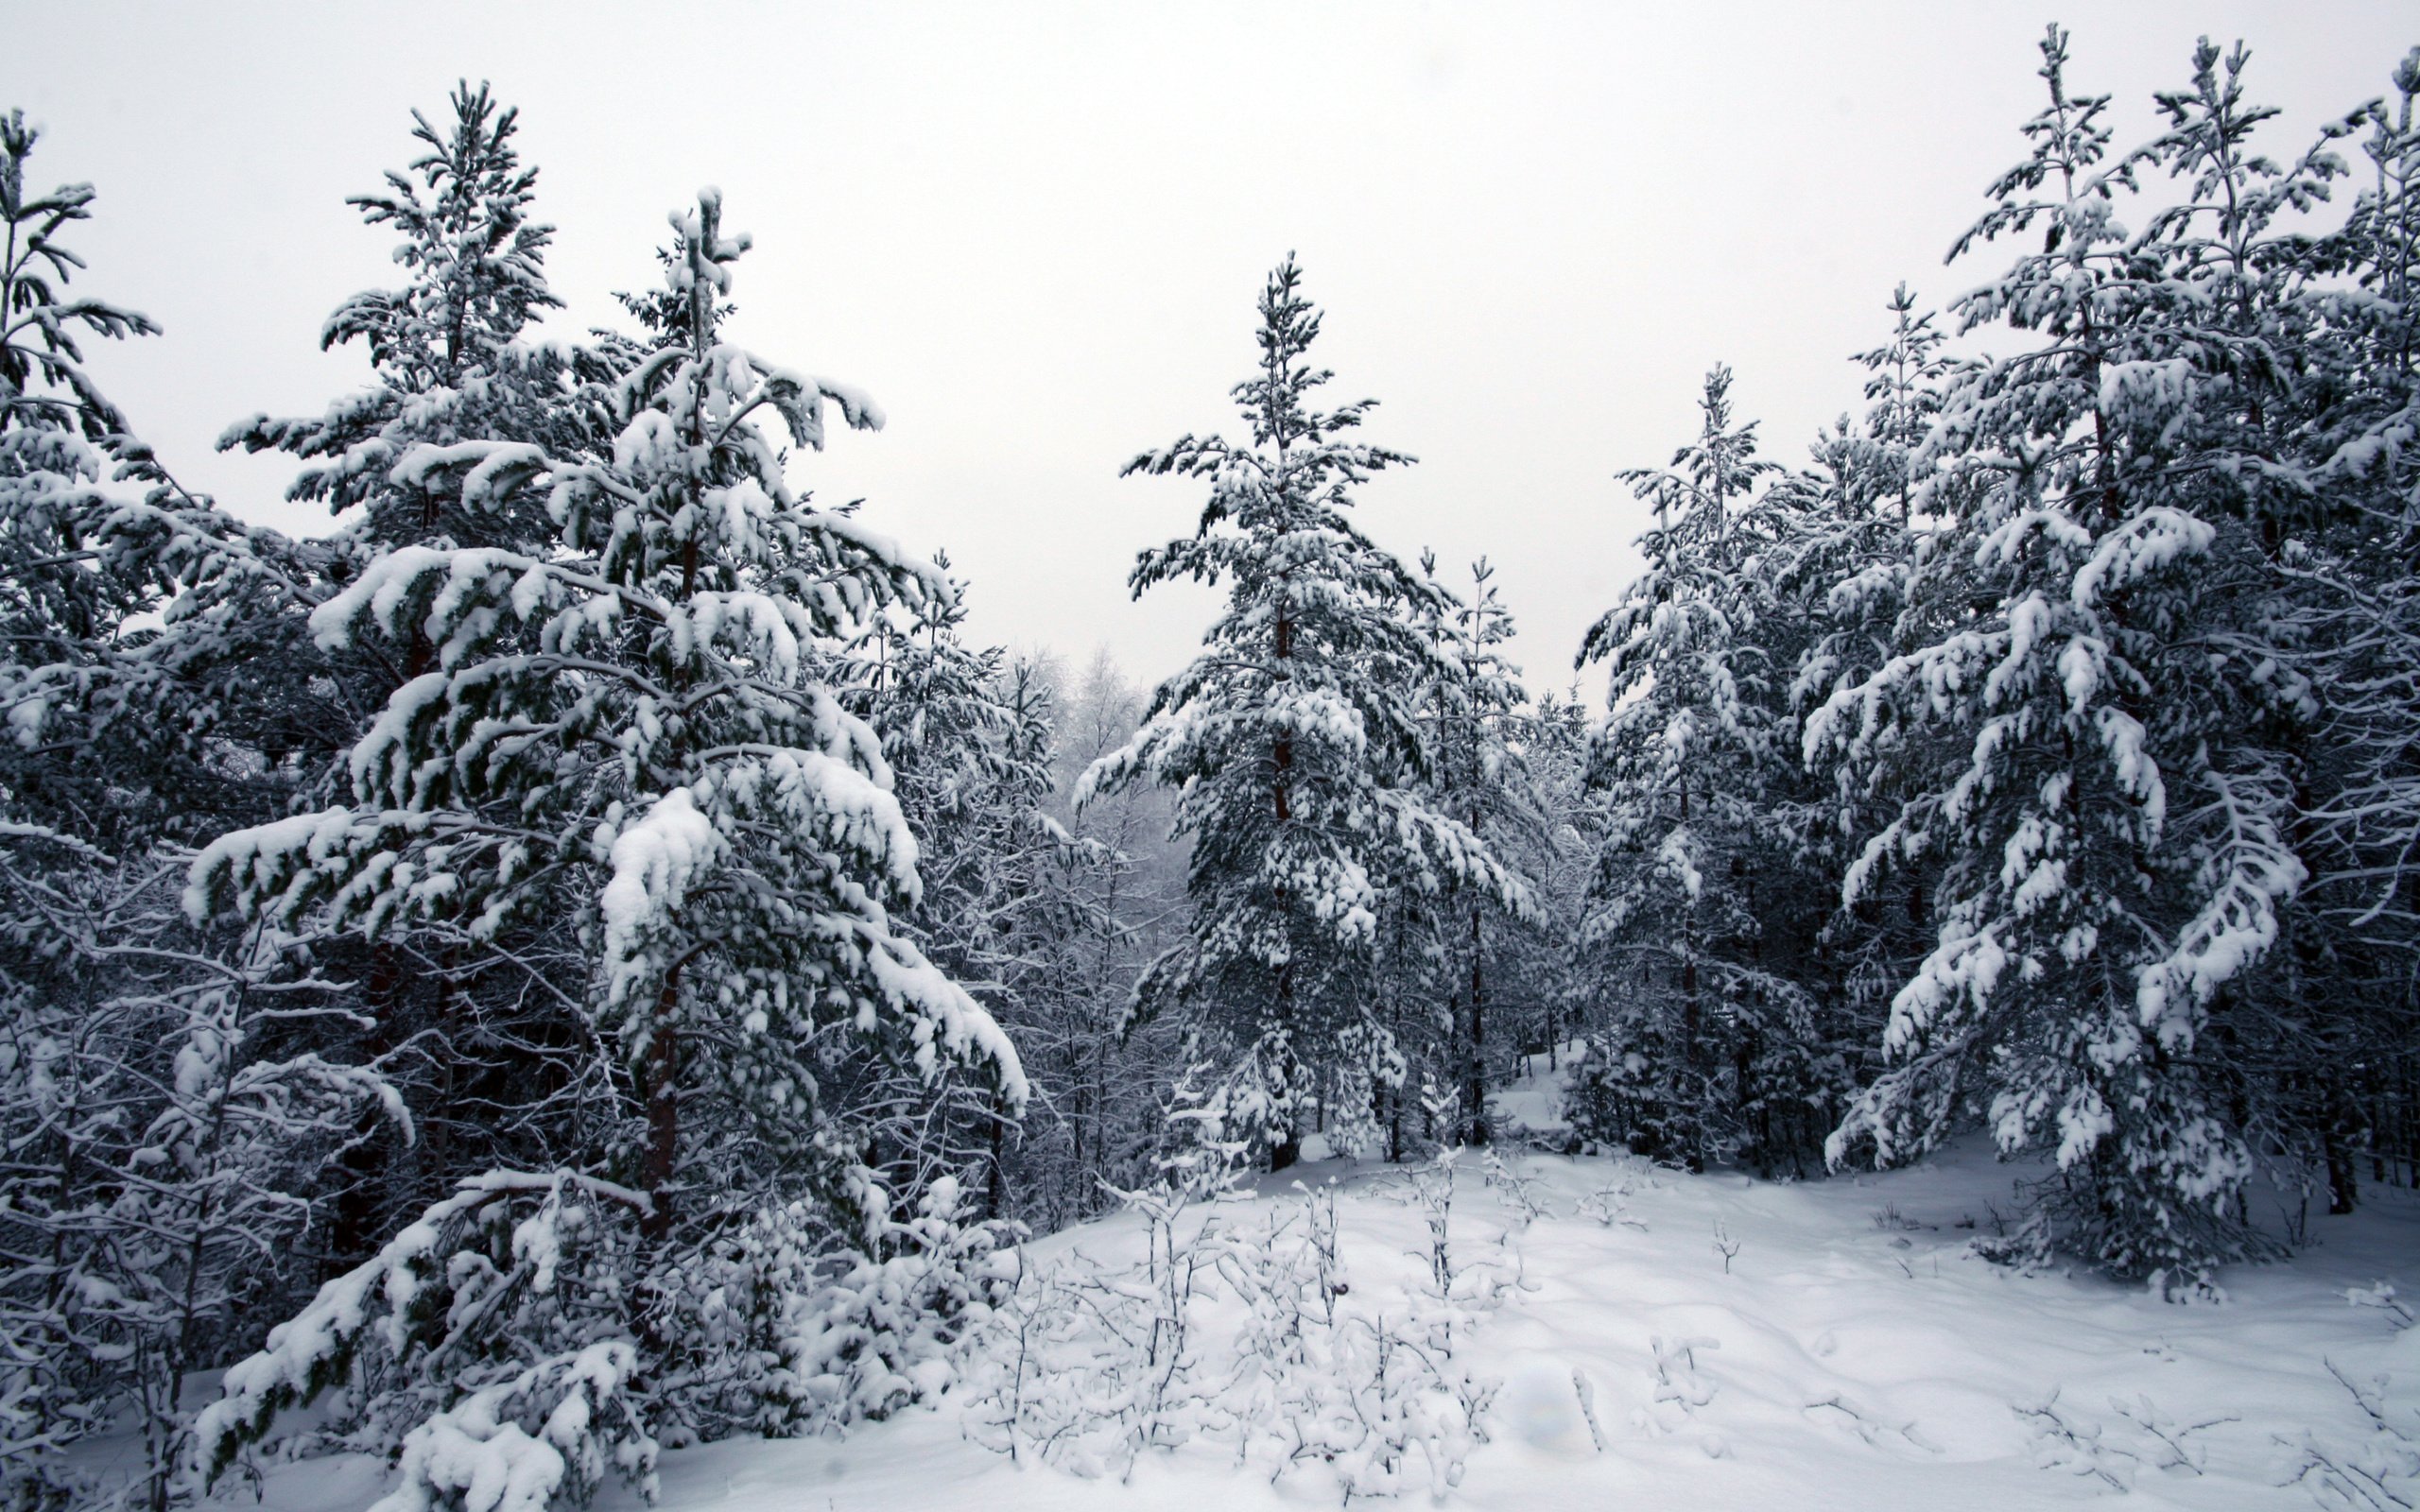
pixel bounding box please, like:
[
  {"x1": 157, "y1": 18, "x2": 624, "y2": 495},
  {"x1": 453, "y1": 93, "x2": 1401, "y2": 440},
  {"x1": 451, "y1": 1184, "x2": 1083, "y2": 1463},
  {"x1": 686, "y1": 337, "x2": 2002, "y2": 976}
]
[
  {"x1": 1781, "y1": 282, "x2": 1955, "y2": 857},
  {"x1": 2117, "y1": 38, "x2": 2386, "y2": 1223},
  {"x1": 0, "y1": 110, "x2": 396, "y2": 1512},
  {"x1": 189, "y1": 189, "x2": 1024, "y2": 1505},
  {"x1": 1571, "y1": 367, "x2": 1842, "y2": 1173},
  {"x1": 1415, "y1": 554, "x2": 1550, "y2": 1146},
  {"x1": 0, "y1": 106, "x2": 155, "y2": 829},
  {"x1": 222, "y1": 81, "x2": 568, "y2": 556},
  {"x1": 211, "y1": 84, "x2": 600, "y2": 1266},
  {"x1": 1808, "y1": 29, "x2": 2342, "y2": 1283},
  {"x1": 2288, "y1": 47, "x2": 2420, "y2": 1203},
  {"x1": 0, "y1": 107, "x2": 270, "y2": 852},
  {"x1": 1080, "y1": 257, "x2": 1526, "y2": 1169}
]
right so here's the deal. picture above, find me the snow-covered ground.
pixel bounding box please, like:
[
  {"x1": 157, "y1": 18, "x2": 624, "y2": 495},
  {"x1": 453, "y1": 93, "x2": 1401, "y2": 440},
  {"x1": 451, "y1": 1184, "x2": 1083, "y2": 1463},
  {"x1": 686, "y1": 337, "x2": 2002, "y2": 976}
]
[{"x1": 232, "y1": 1055, "x2": 2418, "y2": 1512}]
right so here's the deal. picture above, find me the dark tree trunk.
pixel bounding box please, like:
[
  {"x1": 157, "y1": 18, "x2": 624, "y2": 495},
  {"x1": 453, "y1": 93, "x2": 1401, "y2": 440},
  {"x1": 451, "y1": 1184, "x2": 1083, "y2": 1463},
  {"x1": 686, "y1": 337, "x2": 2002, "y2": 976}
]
[
  {"x1": 329, "y1": 945, "x2": 403, "y2": 1268},
  {"x1": 2325, "y1": 1091, "x2": 2360, "y2": 1216},
  {"x1": 984, "y1": 1098, "x2": 1009, "y2": 1221},
  {"x1": 641, "y1": 967, "x2": 681, "y2": 1241},
  {"x1": 1464, "y1": 901, "x2": 1488, "y2": 1145}
]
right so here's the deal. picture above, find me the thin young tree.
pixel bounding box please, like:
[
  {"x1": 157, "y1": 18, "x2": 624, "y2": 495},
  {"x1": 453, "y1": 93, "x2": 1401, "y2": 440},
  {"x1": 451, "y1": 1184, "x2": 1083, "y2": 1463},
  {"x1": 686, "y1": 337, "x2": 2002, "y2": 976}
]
[
  {"x1": 1416, "y1": 553, "x2": 1548, "y2": 1145},
  {"x1": 1573, "y1": 367, "x2": 1828, "y2": 1172},
  {"x1": 1081, "y1": 257, "x2": 1525, "y2": 1168}
]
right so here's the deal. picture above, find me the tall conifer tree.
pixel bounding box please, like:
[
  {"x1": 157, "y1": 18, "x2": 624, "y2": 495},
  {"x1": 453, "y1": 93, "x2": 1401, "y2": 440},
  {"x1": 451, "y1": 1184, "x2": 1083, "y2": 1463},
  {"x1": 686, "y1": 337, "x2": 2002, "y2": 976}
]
[{"x1": 1082, "y1": 258, "x2": 1524, "y2": 1167}]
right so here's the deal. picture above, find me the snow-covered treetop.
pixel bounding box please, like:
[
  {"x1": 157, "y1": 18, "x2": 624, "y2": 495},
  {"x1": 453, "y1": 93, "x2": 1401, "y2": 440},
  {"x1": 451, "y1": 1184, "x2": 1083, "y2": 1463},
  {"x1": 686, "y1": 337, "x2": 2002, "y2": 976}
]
[
  {"x1": 325, "y1": 80, "x2": 562, "y2": 389},
  {"x1": 1, "y1": 110, "x2": 159, "y2": 448},
  {"x1": 1579, "y1": 365, "x2": 1780, "y2": 754}
]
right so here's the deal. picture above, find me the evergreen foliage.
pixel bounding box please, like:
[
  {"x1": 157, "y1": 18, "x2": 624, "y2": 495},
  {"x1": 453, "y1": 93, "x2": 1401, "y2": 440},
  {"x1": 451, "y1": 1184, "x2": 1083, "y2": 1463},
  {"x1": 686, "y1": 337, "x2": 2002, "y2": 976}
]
[
  {"x1": 187, "y1": 185, "x2": 1024, "y2": 1503},
  {"x1": 1081, "y1": 258, "x2": 1528, "y2": 1168},
  {"x1": 1570, "y1": 369, "x2": 1852, "y2": 1176}
]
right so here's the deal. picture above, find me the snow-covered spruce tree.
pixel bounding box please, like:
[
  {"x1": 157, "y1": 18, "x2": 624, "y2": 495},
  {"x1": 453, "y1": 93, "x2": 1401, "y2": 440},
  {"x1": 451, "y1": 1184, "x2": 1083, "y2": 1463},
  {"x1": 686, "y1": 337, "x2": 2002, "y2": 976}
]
[
  {"x1": 189, "y1": 191, "x2": 1025, "y2": 1506},
  {"x1": 1080, "y1": 257, "x2": 1526, "y2": 1169},
  {"x1": 1570, "y1": 367, "x2": 1846, "y2": 1174},
  {"x1": 1808, "y1": 30, "x2": 2343, "y2": 1283}
]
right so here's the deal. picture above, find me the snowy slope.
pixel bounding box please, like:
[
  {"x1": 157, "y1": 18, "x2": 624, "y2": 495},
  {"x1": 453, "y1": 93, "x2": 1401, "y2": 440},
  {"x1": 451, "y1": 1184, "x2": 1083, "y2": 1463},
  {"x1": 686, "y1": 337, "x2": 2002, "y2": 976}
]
[{"x1": 234, "y1": 1062, "x2": 2418, "y2": 1512}]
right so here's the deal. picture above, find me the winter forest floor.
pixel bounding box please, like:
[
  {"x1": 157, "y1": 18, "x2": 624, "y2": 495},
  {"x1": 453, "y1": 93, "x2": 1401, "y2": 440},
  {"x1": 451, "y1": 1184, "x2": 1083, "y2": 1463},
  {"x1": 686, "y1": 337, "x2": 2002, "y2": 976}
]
[{"x1": 218, "y1": 1056, "x2": 2418, "y2": 1512}]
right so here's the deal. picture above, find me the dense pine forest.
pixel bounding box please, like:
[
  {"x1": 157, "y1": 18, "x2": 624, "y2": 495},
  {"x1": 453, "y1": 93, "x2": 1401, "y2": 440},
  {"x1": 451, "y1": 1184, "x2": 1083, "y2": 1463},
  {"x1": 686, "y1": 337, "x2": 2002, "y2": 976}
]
[{"x1": 3, "y1": 25, "x2": 2418, "y2": 1512}]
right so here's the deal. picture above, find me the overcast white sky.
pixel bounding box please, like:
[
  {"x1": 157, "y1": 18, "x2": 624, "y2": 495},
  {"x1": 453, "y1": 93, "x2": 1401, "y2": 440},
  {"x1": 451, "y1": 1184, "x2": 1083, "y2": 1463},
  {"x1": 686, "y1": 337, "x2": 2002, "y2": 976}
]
[{"x1": 5, "y1": 3, "x2": 2412, "y2": 693}]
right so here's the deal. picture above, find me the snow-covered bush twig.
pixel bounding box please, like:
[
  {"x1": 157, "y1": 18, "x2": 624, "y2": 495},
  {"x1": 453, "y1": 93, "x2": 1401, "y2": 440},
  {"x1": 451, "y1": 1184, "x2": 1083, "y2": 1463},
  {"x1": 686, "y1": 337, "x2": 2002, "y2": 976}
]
[{"x1": 2276, "y1": 1360, "x2": 2420, "y2": 1511}]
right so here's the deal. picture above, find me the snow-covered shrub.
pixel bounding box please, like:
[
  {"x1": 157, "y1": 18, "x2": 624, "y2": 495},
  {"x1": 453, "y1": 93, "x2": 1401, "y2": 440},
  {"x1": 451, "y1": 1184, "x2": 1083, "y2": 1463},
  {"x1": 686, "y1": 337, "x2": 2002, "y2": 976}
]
[
  {"x1": 198, "y1": 1164, "x2": 1015, "y2": 1509},
  {"x1": 1562, "y1": 1033, "x2": 1754, "y2": 1172},
  {"x1": 2013, "y1": 1388, "x2": 2232, "y2": 1491},
  {"x1": 370, "y1": 1343, "x2": 649, "y2": 1512},
  {"x1": 1241, "y1": 1173, "x2": 1502, "y2": 1499},
  {"x1": 769, "y1": 1177, "x2": 1014, "y2": 1433},
  {"x1": 193, "y1": 1171, "x2": 660, "y2": 1505},
  {"x1": 1478, "y1": 1147, "x2": 1555, "y2": 1228},
  {"x1": 1576, "y1": 1159, "x2": 1658, "y2": 1232},
  {"x1": 0, "y1": 855, "x2": 395, "y2": 1512},
  {"x1": 1559, "y1": 1035, "x2": 1645, "y2": 1153},
  {"x1": 967, "y1": 1124, "x2": 1240, "y2": 1475},
  {"x1": 1643, "y1": 1334, "x2": 1720, "y2": 1435},
  {"x1": 2276, "y1": 1358, "x2": 2420, "y2": 1511}
]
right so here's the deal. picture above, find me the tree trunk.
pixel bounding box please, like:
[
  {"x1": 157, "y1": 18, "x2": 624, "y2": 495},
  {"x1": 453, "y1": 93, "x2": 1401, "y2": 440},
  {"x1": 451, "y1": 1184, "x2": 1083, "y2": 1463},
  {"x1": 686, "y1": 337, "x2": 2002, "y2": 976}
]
[
  {"x1": 1267, "y1": 593, "x2": 1297, "y2": 1174},
  {"x1": 1679, "y1": 949, "x2": 1705, "y2": 1175},
  {"x1": 2325, "y1": 1087, "x2": 2360, "y2": 1216},
  {"x1": 984, "y1": 1097, "x2": 1009, "y2": 1221},
  {"x1": 1464, "y1": 901, "x2": 1488, "y2": 1145},
  {"x1": 641, "y1": 966, "x2": 681, "y2": 1241},
  {"x1": 330, "y1": 944, "x2": 404, "y2": 1267}
]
